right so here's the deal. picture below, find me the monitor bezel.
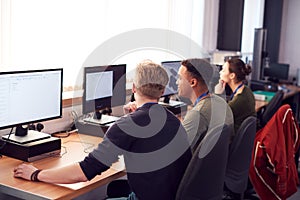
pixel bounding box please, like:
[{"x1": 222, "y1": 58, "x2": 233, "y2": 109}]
[
  {"x1": 263, "y1": 63, "x2": 290, "y2": 81},
  {"x1": 82, "y1": 64, "x2": 126, "y2": 114},
  {"x1": 0, "y1": 68, "x2": 63, "y2": 130}
]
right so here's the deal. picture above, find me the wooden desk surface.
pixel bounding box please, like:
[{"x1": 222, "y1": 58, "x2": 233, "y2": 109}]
[
  {"x1": 254, "y1": 84, "x2": 300, "y2": 112},
  {"x1": 255, "y1": 100, "x2": 268, "y2": 112},
  {"x1": 0, "y1": 133, "x2": 126, "y2": 200},
  {"x1": 283, "y1": 84, "x2": 300, "y2": 99}
]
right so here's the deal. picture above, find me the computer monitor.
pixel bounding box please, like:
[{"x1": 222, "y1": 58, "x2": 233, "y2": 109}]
[
  {"x1": 264, "y1": 63, "x2": 290, "y2": 82},
  {"x1": 0, "y1": 68, "x2": 63, "y2": 137},
  {"x1": 82, "y1": 64, "x2": 126, "y2": 116},
  {"x1": 161, "y1": 61, "x2": 181, "y2": 103}
]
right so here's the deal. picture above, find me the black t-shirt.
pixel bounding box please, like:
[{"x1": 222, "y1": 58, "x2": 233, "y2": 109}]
[{"x1": 80, "y1": 103, "x2": 192, "y2": 200}]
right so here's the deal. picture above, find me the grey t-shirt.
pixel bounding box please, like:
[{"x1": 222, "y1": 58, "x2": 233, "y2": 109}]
[{"x1": 182, "y1": 94, "x2": 234, "y2": 153}]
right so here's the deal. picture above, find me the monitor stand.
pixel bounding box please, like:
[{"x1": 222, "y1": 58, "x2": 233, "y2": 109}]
[
  {"x1": 2, "y1": 130, "x2": 51, "y2": 144},
  {"x1": 159, "y1": 99, "x2": 185, "y2": 107},
  {"x1": 163, "y1": 95, "x2": 171, "y2": 104},
  {"x1": 83, "y1": 110, "x2": 120, "y2": 125},
  {"x1": 159, "y1": 96, "x2": 187, "y2": 115},
  {"x1": 160, "y1": 95, "x2": 184, "y2": 107},
  {"x1": 159, "y1": 100, "x2": 187, "y2": 116}
]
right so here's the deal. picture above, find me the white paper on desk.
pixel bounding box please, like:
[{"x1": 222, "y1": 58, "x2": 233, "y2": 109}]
[
  {"x1": 254, "y1": 94, "x2": 266, "y2": 101},
  {"x1": 114, "y1": 155, "x2": 125, "y2": 171}
]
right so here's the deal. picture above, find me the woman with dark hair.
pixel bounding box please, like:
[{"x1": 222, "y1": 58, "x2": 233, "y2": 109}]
[{"x1": 215, "y1": 58, "x2": 256, "y2": 134}]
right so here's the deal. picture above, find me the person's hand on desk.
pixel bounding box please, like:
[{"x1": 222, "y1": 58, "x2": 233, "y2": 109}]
[
  {"x1": 13, "y1": 163, "x2": 38, "y2": 181},
  {"x1": 123, "y1": 101, "x2": 137, "y2": 114},
  {"x1": 13, "y1": 163, "x2": 88, "y2": 183}
]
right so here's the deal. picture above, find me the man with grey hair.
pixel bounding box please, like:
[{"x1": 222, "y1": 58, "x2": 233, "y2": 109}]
[
  {"x1": 177, "y1": 58, "x2": 234, "y2": 153},
  {"x1": 13, "y1": 60, "x2": 192, "y2": 200}
]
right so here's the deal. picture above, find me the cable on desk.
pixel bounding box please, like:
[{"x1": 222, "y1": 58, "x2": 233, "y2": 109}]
[
  {"x1": 0, "y1": 127, "x2": 13, "y2": 151},
  {"x1": 60, "y1": 146, "x2": 67, "y2": 157},
  {"x1": 51, "y1": 132, "x2": 71, "y2": 138},
  {"x1": 51, "y1": 129, "x2": 78, "y2": 138},
  {"x1": 63, "y1": 140, "x2": 95, "y2": 153}
]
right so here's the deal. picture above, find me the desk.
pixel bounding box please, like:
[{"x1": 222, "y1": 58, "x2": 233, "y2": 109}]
[
  {"x1": 283, "y1": 84, "x2": 300, "y2": 99},
  {"x1": 282, "y1": 84, "x2": 300, "y2": 121},
  {"x1": 255, "y1": 100, "x2": 268, "y2": 112},
  {"x1": 0, "y1": 133, "x2": 126, "y2": 200},
  {"x1": 255, "y1": 84, "x2": 300, "y2": 119}
]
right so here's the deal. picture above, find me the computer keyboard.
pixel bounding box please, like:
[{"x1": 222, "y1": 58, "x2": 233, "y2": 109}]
[{"x1": 83, "y1": 115, "x2": 120, "y2": 125}]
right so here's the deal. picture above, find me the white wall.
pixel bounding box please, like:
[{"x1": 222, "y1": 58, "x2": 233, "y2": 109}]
[{"x1": 279, "y1": 0, "x2": 300, "y2": 79}]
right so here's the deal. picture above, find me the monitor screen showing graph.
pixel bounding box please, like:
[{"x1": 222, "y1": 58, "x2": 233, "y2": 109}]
[{"x1": 161, "y1": 60, "x2": 181, "y2": 97}]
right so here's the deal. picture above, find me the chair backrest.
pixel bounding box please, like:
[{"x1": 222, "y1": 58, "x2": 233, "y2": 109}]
[
  {"x1": 176, "y1": 124, "x2": 231, "y2": 200},
  {"x1": 259, "y1": 90, "x2": 284, "y2": 128},
  {"x1": 224, "y1": 116, "x2": 257, "y2": 194}
]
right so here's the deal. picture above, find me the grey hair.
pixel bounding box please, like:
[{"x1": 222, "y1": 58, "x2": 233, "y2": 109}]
[{"x1": 134, "y1": 60, "x2": 169, "y2": 99}]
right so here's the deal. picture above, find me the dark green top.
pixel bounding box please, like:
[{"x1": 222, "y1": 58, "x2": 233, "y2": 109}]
[{"x1": 228, "y1": 85, "x2": 256, "y2": 134}]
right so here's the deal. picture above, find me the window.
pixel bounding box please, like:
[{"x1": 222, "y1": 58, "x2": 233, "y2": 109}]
[{"x1": 1, "y1": 0, "x2": 214, "y2": 99}]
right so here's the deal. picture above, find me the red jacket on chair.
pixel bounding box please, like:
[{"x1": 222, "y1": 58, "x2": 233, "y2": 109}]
[{"x1": 249, "y1": 104, "x2": 300, "y2": 200}]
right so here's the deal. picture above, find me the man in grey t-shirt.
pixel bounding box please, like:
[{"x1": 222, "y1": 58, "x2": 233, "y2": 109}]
[{"x1": 177, "y1": 58, "x2": 234, "y2": 153}]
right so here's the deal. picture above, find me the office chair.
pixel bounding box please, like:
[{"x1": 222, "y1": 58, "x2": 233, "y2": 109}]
[
  {"x1": 106, "y1": 179, "x2": 132, "y2": 199},
  {"x1": 176, "y1": 124, "x2": 231, "y2": 200},
  {"x1": 224, "y1": 116, "x2": 257, "y2": 199},
  {"x1": 257, "y1": 90, "x2": 284, "y2": 130}
]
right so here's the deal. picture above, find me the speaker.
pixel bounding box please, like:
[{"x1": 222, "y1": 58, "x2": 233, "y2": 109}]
[
  {"x1": 36, "y1": 123, "x2": 44, "y2": 132},
  {"x1": 28, "y1": 123, "x2": 44, "y2": 132}
]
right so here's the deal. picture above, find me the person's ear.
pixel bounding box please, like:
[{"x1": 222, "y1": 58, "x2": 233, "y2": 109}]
[
  {"x1": 132, "y1": 83, "x2": 137, "y2": 93},
  {"x1": 229, "y1": 73, "x2": 236, "y2": 80},
  {"x1": 190, "y1": 78, "x2": 197, "y2": 87}
]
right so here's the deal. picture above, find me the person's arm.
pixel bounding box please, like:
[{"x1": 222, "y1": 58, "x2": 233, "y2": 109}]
[
  {"x1": 13, "y1": 163, "x2": 87, "y2": 184},
  {"x1": 13, "y1": 119, "x2": 127, "y2": 184},
  {"x1": 13, "y1": 134, "x2": 118, "y2": 183},
  {"x1": 214, "y1": 79, "x2": 226, "y2": 94}
]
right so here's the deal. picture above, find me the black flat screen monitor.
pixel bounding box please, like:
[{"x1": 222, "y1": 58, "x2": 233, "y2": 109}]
[
  {"x1": 0, "y1": 68, "x2": 63, "y2": 137},
  {"x1": 82, "y1": 64, "x2": 126, "y2": 114},
  {"x1": 161, "y1": 61, "x2": 181, "y2": 103},
  {"x1": 264, "y1": 63, "x2": 289, "y2": 82}
]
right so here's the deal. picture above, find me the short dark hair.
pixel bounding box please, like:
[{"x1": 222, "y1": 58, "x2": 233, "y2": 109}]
[{"x1": 181, "y1": 58, "x2": 213, "y2": 87}]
